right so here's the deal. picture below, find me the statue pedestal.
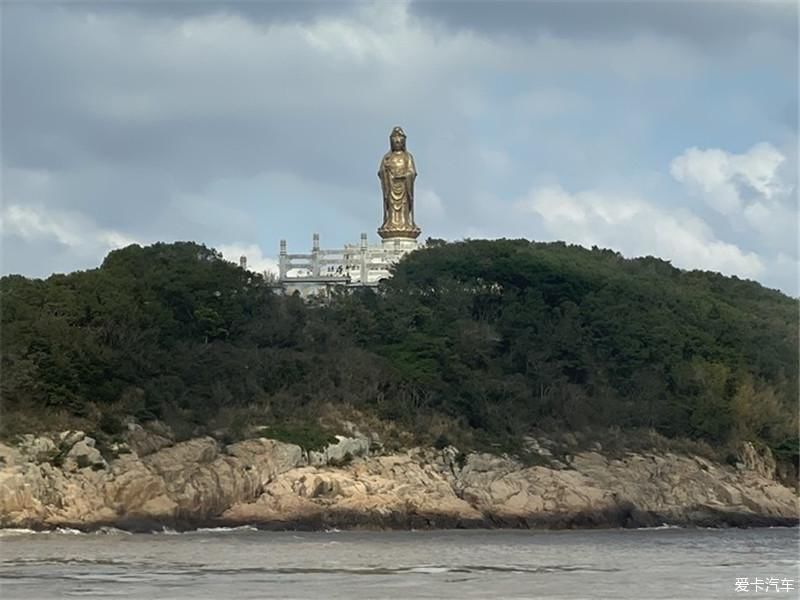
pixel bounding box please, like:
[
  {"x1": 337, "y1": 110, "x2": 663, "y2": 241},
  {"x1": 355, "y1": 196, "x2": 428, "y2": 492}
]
[{"x1": 381, "y1": 237, "x2": 419, "y2": 254}]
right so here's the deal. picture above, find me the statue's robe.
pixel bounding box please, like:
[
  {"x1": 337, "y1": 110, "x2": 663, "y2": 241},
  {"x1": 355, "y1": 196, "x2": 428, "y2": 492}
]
[{"x1": 379, "y1": 150, "x2": 417, "y2": 234}]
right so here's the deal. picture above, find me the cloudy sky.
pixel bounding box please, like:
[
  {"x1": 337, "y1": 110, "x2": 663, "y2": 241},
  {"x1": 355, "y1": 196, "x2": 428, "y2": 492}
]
[{"x1": 2, "y1": 1, "x2": 797, "y2": 294}]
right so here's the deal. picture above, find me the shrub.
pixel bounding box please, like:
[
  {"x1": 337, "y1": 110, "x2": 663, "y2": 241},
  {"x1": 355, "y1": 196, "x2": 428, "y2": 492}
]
[{"x1": 260, "y1": 423, "x2": 337, "y2": 452}]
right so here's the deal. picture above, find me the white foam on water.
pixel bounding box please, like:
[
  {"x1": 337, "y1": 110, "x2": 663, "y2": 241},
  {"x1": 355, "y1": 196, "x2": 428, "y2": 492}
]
[
  {"x1": 623, "y1": 523, "x2": 683, "y2": 531},
  {"x1": 150, "y1": 525, "x2": 260, "y2": 535},
  {"x1": 0, "y1": 527, "x2": 87, "y2": 536},
  {"x1": 193, "y1": 525, "x2": 258, "y2": 534},
  {"x1": 407, "y1": 566, "x2": 451, "y2": 574},
  {"x1": 0, "y1": 528, "x2": 39, "y2": 537}
]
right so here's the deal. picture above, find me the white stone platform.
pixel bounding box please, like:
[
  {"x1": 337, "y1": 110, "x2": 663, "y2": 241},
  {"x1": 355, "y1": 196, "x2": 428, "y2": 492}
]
[{"x1": 277, "y1": 233, "x2": 418, "y2": 297}]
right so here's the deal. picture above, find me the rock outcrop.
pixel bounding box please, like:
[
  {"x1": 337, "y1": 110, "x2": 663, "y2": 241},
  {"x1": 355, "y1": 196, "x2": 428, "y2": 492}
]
[
  {"x1": 0, "y1": 432, "x2": 796, "y2": 532},
  {"x1": 63, "y1": 437, "x2": 107, "y2": 471},
  {"x1": 736, "y1": 441, "x2": 777, "y2": 480},
  {"x1": 307, "y1": 435, "x2": 370, "y2": 467}
]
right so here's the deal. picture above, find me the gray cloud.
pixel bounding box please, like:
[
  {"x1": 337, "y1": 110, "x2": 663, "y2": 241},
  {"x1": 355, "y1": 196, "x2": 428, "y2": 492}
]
[
  {"x1": 1, "y1": 1, "x2": 796, "y2": 293},
  {"x1": 1, "y1": 4, "x2": 509, "y2": 210},
  {"x1": 49, "y1": 0, "x2": 356, "y2": 24},
  {"x1": 409, "y1": 0, "x2": 797, "y2": 47},
  {"x1": 53, "y1": 0, "x2": 799, "y2": 46}
]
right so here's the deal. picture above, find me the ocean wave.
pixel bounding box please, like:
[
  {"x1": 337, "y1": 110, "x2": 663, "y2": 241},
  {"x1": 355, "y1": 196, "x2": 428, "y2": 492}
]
[
  {"x1": 624, "y1": 523, "x2": 683, "y2": 531},
  {"x1": 151, "y1": 525, "x2": 260, "y2": 535},
  {"x1": 0, "y1": 527, "x2": 85, "y2": 537},
  {"x1": 407, "y1": 566, "x2": 451, "y2": 574},
  {"x1": 193, "y1": 525, "x2": 259, "y2": 534},
  {"x1": 1, "y1": 526, "x2": 135, "y2": 537},
  {"x1": 52, "y1": 527, "x2": 83, "y2": 535},
  {"x1": 0, "y1": 528, "x2": 40, "y2": 537},
  {"x1": 192, "y1": 564, "x2": 624, "y2": 576}
]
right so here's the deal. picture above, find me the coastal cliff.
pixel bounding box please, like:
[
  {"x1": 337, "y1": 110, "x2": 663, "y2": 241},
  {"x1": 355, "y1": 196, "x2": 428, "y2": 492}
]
[
  {"x1": 1, "y1": 430, "x2": 796, "y2": 532},
  {"x1": 4, "y1": 240, "x2": 798, "y2": 536}
]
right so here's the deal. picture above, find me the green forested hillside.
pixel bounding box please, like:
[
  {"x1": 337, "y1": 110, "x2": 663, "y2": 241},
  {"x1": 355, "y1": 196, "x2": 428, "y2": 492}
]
[{"x1": 1, "y1": 240, "x2": 797, "y2": 461}]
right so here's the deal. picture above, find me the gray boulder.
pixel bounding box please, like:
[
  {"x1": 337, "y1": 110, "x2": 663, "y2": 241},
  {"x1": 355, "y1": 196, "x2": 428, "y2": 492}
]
[
  {"x1": 58, "y1": 430, "x2": 86, "y2": 449},
  {"x1": 17, "y1": 435, "x2": 57, "y2": 463},
  {"x1": 64, "y1": 437, "x2": 107, "y2": 471},
  {"x1": 126, "y1": 427, "x2": 173, "y2": 457},
  {"x1": 308, "y1": 436, "x2": 370, "y2": 467}
]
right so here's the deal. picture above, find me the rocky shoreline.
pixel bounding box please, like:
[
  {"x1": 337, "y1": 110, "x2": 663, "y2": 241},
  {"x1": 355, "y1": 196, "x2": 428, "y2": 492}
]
[{"x1": 1, "y1": 429, "x2": 797, "y2": 533}]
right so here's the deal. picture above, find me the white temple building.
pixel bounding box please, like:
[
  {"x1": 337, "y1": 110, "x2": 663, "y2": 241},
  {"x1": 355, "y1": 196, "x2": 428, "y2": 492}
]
[{"x1": 277, "y1": 233, "x2": 418, "y2": 297}]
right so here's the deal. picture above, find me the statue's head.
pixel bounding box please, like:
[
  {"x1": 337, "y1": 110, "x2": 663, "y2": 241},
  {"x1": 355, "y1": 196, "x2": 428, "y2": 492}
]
[{"x1": 390, "y1": 126, "x2": 406, "y2": 151}]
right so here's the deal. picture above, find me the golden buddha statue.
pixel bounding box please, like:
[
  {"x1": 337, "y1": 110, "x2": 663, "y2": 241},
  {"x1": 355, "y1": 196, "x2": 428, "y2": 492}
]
[{"x1": 378, "y1": 126, "x2": 421, "y2": 239}]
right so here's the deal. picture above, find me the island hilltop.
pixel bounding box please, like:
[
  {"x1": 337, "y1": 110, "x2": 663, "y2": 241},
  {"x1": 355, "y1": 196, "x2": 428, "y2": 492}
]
[{"x1": 1, "y1": 128, "x2": 797, "y2": 531}]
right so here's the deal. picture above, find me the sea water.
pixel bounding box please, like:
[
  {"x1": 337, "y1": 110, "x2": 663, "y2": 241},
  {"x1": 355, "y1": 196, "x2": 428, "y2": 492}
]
[{"x1": 0, "y1": 527, "x2": 797, "y2": 599}]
